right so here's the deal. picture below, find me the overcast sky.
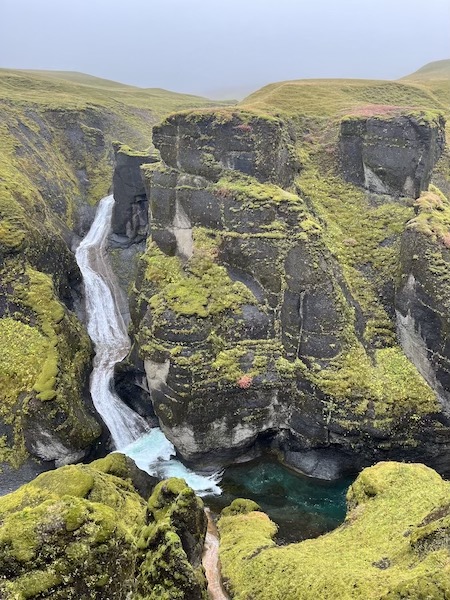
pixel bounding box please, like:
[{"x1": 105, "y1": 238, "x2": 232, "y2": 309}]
[{"x1": 1, "y1": 0, "x2": 449, "y2": 98}]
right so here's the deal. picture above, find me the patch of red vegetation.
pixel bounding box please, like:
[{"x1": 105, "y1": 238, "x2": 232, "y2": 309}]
[
  {"x1": 234, "y1": 123, "x2": 253, "y2": 133},
  {"x1": 237, "y1": 374, "x2": 253, "y2": 389},
  {"x1": 345, "y1": 104, "x2": 416, "y2": 117}
]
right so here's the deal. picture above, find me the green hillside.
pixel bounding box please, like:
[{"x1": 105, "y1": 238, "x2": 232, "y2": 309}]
[
  {"x1": 0, "y1": 68, "x2": 232, "y2": 114},
  {"x1": 402, "y1": 59, "x2": 450, "y2": 80},
  {"x1": 240, "y1": 77, "x2": 446, "y2": 118}
]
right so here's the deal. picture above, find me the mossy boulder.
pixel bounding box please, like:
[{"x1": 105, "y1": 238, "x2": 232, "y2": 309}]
[
  {"x1": 218, "y1": 462, "x2": 450, "y2": 599},
  {"x1": 0, "y1": 458, "x2": 208, "y2": 599}
]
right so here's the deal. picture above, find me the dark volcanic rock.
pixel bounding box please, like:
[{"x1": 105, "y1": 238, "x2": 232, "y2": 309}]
[
  {"x1": 340, "y1": 114, "x2": 445, "y2": 198},
  {"x1": 153, "y1": 109, "x2": 300, "y2": 187},
  {"x1": 127, "y1": 106, "x2": 450, "y2": 479},
  {"x1": 396, "y1": 194, "x2": 450, "y2": 411},
  {"x1": 111, "y1": 142, "x2": 156, "y2": 246}
]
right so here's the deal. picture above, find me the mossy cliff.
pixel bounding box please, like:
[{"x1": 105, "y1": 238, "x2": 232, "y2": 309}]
[
  {"x1": 0, "y1": 263, "x2": 100, "y2": 472},
  {"x1": 0, "y1": 69, "x2": 229, "y2": 483},
  {"x1": 217, "y1": 461, "x2": 450, "y2": 599},
  {"x1": 130, "y1": 99, "x2": 450, "y2": 478},
  {"x1": 396, "y1": 187, "x2": 450, "y2": 406},
  {"x1": 0, "y1": 453, "x2": 208, "y2": 599}
]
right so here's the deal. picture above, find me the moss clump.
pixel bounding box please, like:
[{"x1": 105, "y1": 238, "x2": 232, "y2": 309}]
[
  {"x1": 0, "y1": 460, "x2": 208, "y2": 599},
  {"x1": 407, "y1": 186, "x2": 450, "y2": 245},
  {"x1": 221, "y1": 498, "x2": 261, "y2": 517},
  {"x1": 137, "y1": 478, "x2": 208, "y2": 600},
  {"x1": 143, "y1": 237, "x2": 255, "y2": 320},
  {"x1": 0, "y1": 458, "x2": 148, "y2": 599},
  {"x1": 218, "y1": 462, "x2": 450, "y2": 600}
]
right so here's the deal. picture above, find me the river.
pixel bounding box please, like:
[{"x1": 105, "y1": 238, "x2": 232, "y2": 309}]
[{"x1": 75, "y1": 194, "x2": 221, "y2": 496}]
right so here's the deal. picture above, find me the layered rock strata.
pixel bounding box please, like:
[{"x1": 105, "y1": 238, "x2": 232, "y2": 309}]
[{"x1": 129, "y1": 107, "x2": 450, "y2": 478}]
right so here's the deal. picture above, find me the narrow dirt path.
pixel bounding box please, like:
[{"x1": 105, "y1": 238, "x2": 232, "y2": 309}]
[{"x1": 202, "y1": 509, "x2": 229, "y2": 600}]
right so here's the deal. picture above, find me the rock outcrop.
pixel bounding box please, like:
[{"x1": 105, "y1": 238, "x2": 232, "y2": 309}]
[
  {"x1": 0, "y1": 454, "x2": 208, "y2": 599},
  {"x1": 396, "y1": 187, "x2": 450, "y2": 408},
  {"x1": 129, "y1": 106, "x2": 450, "y2": 478},
  {"x1": 111, "y1": 143, "x2": 157, "y2": 247},
  {"x1": 340, "y1": 113, "x2": 445, "y2": 198},
  {"x1": 217, "y1": 462, "x2": 450, "y2": 599}
]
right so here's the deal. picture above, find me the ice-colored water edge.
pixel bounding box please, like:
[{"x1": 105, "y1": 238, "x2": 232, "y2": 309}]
[{"x1": 119, "y1": 429, "x2": 222, "y2": 496}]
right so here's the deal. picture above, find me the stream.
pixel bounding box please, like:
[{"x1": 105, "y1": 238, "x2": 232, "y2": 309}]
[{"x1": 75, "y1": 195, "x2": 220, "y2": 495}]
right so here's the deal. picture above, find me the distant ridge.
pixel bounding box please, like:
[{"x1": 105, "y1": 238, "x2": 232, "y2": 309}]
[{"x1": 401, "y1": 59, "x2": 450, "y2": 80}]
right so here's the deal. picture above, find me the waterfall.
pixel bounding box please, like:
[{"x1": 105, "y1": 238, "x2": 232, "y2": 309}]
[{"x1": 76, "y1": 195, "x2": 221, "y2": 496}]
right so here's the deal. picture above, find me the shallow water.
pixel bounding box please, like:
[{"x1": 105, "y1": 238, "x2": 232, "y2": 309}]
[{"x1": 205, "y1": 457, "x2": 353, "y2": 543}]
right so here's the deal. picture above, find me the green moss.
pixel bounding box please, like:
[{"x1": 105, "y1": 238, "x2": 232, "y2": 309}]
[
  {"x1": 144, "y1": 237, "x2": 255, "y2": 320},
  {"x1": 407, "y1": 187, "x2": 450, "y2": 244},
  {"x1": 312, "y1": 345, "x2": 438, "y2": 426},
  {"x1": 214, "y1": 171, "x2": 301, "y2": 206},
  {"x1": 218, "y1": 462, "x2": 450, "y2": 600},
  {"x1": 31, "y1": 467, "x2": 95, "y2": 498},
  {"x1": 221, "y1": 498, "x2": 261, "y2": 517},
  {"x1": 0, "y1": 318, "x2": 48, "y2": 412},
  {"x1": 137, "y1": 478, "x2": 208, "y2": 599}
]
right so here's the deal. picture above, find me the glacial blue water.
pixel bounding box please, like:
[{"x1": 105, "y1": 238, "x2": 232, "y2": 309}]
[{"x1": 205, "y1": 457, "x2": 353, "y2": 543}]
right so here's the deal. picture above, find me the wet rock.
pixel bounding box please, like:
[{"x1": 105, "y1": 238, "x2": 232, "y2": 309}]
[{"x1": 111, "y1": 142, "x2": 156, "y2": 246}]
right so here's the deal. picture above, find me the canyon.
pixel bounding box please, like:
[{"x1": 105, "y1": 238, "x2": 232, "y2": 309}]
[{"x1": 0, "y1": 60, "x2": 450, "y2": 598}]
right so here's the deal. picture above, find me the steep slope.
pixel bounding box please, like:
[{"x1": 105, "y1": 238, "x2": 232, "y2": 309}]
[{"x1": 0, "y1": 69, "x2": 229, "y2": 482}]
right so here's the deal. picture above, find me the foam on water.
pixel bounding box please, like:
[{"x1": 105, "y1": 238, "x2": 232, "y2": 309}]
[{"x1": 120, "y1": 429, "x2": 222, "y2": 496}]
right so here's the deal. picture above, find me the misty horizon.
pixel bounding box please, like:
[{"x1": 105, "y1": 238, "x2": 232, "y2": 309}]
[{"x1": 1, "y1": 0, "x2": 450, "y2": 98}]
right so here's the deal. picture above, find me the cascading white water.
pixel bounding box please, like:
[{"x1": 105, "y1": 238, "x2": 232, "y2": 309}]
[
  {"x1": 76, "y1": 195, "x2": 221, "y2": 496},
  {"x1": 76, "y1": 195, "x2": 148, "y2": 447}
]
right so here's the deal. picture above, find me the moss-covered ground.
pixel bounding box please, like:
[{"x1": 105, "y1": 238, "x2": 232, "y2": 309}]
[
  {"x1": 0, "y1": 458, "x2": 208, "y2": 599},
  {"x1": 218, "y1": 462, "x2": 450, "y2": 599}
]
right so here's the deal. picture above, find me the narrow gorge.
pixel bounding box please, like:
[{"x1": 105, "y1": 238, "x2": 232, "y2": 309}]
[{"x1": 1, "y1": 59, "x2": 450, "y2": 599}]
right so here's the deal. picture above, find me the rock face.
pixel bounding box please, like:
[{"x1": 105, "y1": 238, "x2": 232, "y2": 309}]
[
  {"x1": 0, "y1": 96, "x2": 158, "y2": 482},
  {"x1": 0, "y1": 454, "x2": 208, "y2": 600},
  {"x1": 111, "y1": 143, "x2": 157, "y2": 247},
  {"x1": 396, "y1": 188, "x2": 450, "y2": 409},
  {"x1": 153, "y1": 109, "x2": 299, "y2": 187},
  {"x1": 130, "y1": 106, "x2": 450, "y2": 478},
  {"x1": 340, "y1": 113, "x2": 445, "y2": 197},
  {"x1": 0, "y1": 262, "x2": 101, "y2": 491},
  {"x1": 217, "y1": 462, "x2": 450, "y2": 599}
]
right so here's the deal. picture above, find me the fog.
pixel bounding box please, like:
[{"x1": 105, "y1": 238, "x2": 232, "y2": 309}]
[{"x1": 1, "y1": 0, "x2": 449, "y2": 98}]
